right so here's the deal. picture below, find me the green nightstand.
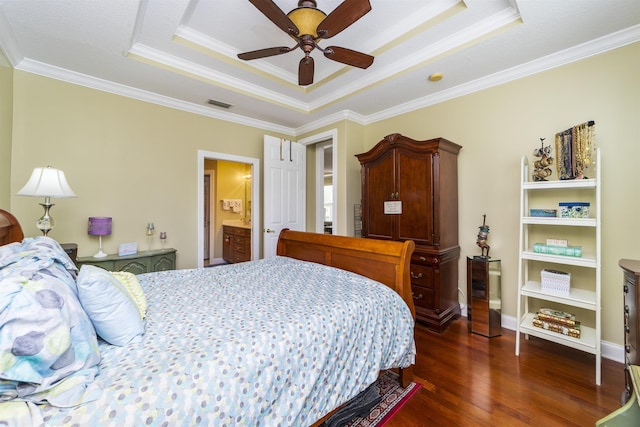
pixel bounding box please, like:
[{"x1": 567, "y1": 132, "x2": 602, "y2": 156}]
[{"x1": 77, "y1": 248, "x2": 176, "y2": 274}]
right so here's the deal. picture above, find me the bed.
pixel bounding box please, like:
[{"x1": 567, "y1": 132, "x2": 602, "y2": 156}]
[{"x1": 0, "y1": 209, "x2": 416, "y2": 426}]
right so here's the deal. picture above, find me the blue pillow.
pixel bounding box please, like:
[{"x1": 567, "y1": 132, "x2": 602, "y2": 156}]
[{"x1": 77, "y1": 265, "x2": 144, "y2": 346}]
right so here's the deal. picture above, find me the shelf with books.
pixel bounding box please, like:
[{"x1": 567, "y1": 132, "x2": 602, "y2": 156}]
[
  {"x1": 515, "y1": 148, "x2": 601, "y2": 385},
  {"x1": 519, "y1": 312, "x2": 597, "y2": 354}
]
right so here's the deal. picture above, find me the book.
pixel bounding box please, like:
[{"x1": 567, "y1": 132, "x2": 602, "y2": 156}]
[
  {"x1": 532, "y1": 243, "x2": 582, "y2": 257},
  {"x1": 536, "y1": 311, "x2": 578, "y2": 327},
  {"x1": 546, "y1": 238, "x2": 568, "y2": 247},
  {"x1": 530, "y1": 209, "x2": 557, "y2": 217},
  {"x1": 538, "y1": 308, "x2": 575, "y2": 322},
  {"x1": 532, "y1": 316, "x2": 581, "y2": 338}
]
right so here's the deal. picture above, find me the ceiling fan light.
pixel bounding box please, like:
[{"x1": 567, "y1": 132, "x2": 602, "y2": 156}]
[{"x1": 287, "y1": 7, "x2": 326, "y2": 37}]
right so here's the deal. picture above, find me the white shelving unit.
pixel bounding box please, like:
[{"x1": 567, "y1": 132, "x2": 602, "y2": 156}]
[{"x1": 515, "y1": 148, "x2": 601, "y2": 385}]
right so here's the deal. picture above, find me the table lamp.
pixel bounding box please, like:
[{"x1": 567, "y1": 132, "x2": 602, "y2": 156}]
[
  {"x1": 88, "y1": 217, "x2": 112, "y2": 258},
  {"x1": 17, "y1": 166, "x2": 77, "y2": 235}
]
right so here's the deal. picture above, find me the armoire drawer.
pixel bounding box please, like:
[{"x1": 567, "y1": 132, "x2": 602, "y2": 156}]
[
  {"x1": 411, "y1": 284, "x2": 434, "y2": 309},
  {"x1": 410, "y1": 263, "x2": 433, "y2": 289}
]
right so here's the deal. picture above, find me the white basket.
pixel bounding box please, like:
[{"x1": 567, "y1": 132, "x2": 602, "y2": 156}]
[{"x1": 541, "y1": 269, "x2": 571, "y2": 295}]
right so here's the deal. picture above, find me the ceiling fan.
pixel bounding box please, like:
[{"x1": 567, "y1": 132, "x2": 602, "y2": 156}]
[{"x1": 238, "y1": 0, "x2": 374, "y2": 86}]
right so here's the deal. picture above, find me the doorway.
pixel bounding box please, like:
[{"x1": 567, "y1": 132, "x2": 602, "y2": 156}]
[
  {"x1": 317, "y1": 140, "x2": 334, "y2": 234},
  {"x1": 203, "y1": 173, "x2": 211, "y2": 264},
  {"x1": 197, "y1": 151, "x2": 260, "y2": 268},
  {"x1": 299, "y1": 129, "x2": 337, "y2": 235}
]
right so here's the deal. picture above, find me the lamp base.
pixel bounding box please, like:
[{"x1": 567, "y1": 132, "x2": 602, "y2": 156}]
[
  {"x1": 37, "y1": 199, "x2": 55, "y2": 236},
  {"x1": 92, "y1": 235, "x2": 108, "y2": 258},
  {"x1": 93, "y1": 249, "x2": 108, "y2": 258}
]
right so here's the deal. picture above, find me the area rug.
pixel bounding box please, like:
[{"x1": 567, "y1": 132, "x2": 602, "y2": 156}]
[{"x1": 325, "y1": 370, "x2": 422, "y2": 427}]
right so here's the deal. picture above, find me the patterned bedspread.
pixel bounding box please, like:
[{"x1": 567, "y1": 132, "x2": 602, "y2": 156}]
[{"x1": 35, "y1": 256, "x2": 415, "y2": 426}]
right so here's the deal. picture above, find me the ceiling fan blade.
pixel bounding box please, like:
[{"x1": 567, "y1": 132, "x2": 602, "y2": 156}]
[
  {"x1": 238, "y1": 46, "x2": 293, "y2": 60},
  {"x1": 317, "y1": 0, "x2": 371, "y2": 39},
  {"x1": 248, "y1": 0, "x2": 299, "y2": 36},
  {"x1": 324, "y1": 46, "x2": 374, "y2": 69},
  {"x1": 299, "y1": 56, "x2": 315, "y2": 86}
]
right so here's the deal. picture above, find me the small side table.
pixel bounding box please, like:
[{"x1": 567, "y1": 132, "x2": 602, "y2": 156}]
[
  {"x1": 77, "y1": 248, "x2": 176, "y2": 274},
  {"x1": 61, "y1": 243, "x2": 78, "y2": 265},
  {"x1": 467, "y1": 256, "x2": 502, "y2": 337}
]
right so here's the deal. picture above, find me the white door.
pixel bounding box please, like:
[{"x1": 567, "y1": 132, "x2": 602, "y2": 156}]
[{"x1": 263, "y1": 135, "x2": 306, "y2": 258}]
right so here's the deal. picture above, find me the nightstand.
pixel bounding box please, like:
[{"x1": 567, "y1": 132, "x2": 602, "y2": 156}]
[
  {"x1": 61, "y1": 243, "x2": 78, "y2": 265},
  {"x1": 77, "y1": 248, "x2": 176, "y2": 274}
]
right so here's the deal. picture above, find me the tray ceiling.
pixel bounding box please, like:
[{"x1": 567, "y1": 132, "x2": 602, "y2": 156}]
[{"x1": 0, "y1": 0, "x2": 638, "y2": 134}]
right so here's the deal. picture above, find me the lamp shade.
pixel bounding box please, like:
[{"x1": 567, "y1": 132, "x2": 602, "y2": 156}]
[
  {"x1": 88, "y1": 217, "x2": 112, "y2": 236},
  {"x1": 17, "y1": 166, "x2": 77, "y2": 198},
  {"x1": 287, "y1": 6, "x2": 326, "y2": 37}
]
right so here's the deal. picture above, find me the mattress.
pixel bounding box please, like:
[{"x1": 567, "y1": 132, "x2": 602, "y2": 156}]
[{"x1": 38, "y1": 256, "x2": 416, "y2": 426}]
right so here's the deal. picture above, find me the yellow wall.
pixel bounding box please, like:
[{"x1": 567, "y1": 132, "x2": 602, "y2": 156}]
[
  {"x1": 0, "y1": 50, "x2": 12, "y2": 208},
  {"x1": 362, "y1": 42, "x2": 640, "y2": 346},
  {"x1": 215, "y1": 160, "x2": 250, "y2": 257},
  {"x1": 3, "y1": 42, "x2": 639, "y2": 349},
  {"x1": 8, "y1": 72, "x2": 290, "y2": 268}
]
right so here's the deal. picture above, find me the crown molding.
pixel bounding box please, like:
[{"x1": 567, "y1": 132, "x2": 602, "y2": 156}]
[
  {"x1": 363, "y1": 24, "x2": 640, "y2": 126},
  {"x1": 5, "y1": 22, "x2": 637, "y2": 137},
  {"x1": 15, "y1": 58, "x2": 296, "y2": 136},
  {"x1": 295, "y1": 110, "x2": 367, "y2": 136}
]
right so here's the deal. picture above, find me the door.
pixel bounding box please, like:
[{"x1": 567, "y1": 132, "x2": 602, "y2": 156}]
[
  {"x1": 263, "y1": 135, "x2": 306, "y2": 258},
  {"x1": 396, "y1": 148, "x2": 434, "y2": 245},
  {"x1": 361, "y1": 149, "x2": 395, "y2": 240}
]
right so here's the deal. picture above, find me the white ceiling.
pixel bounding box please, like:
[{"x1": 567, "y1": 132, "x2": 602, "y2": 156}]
[{"x1": 0, "y1": 0, "x2": 638, "y2": 135}]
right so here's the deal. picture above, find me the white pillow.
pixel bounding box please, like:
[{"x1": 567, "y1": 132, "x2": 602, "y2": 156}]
[{"x1": 77, "y1": 265, "x2": 144, "y2": 346}]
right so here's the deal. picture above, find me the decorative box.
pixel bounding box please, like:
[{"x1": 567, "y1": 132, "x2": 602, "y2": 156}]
[
  {"x1": 530, "y1": 209, "x2": 557, "y2": 217},
  {"x1": 559, "y1": 202, "x2": 590, "y2": 218},
  {"x1": 541, "y1": 268, "x2": 571, "y2": 295},
  {"x1": 118, "y1": 242, "x2": 138, "y2": 256}
]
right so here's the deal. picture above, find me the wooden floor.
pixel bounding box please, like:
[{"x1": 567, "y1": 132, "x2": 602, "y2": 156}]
[{"x1": 386, "y1": 319, "x2": 626, "y2": 426}]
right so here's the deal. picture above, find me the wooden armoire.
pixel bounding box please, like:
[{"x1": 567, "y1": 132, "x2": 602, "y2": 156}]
[{"x1": 356, "y1": 133, "x2": 462, "y2": 332}]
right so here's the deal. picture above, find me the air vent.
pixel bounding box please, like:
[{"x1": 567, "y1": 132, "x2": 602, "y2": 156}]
[{"x1": 207, "y1": 99, "x2": 233, "y2": 109}]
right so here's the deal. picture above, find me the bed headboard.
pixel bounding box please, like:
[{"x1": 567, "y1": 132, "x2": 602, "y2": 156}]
[
  {"x1": 276, "y1": 229, "x2": 416, "y2": 320},
  {"x1": 0, "y1": 209, "x2": 24, "y2": 246}
]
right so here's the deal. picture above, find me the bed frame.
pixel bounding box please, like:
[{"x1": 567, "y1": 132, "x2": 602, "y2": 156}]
[{"x1": 0, "y1": 209, "x2": 24, "y2": 246}]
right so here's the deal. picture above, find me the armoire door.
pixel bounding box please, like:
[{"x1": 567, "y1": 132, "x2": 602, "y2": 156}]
[
  {"x1": 361, "y1": 150, "x2": 395, "y2": 240},
  {"x1": 396, "y1": 148, "x2": 434, "y2": 246}
]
